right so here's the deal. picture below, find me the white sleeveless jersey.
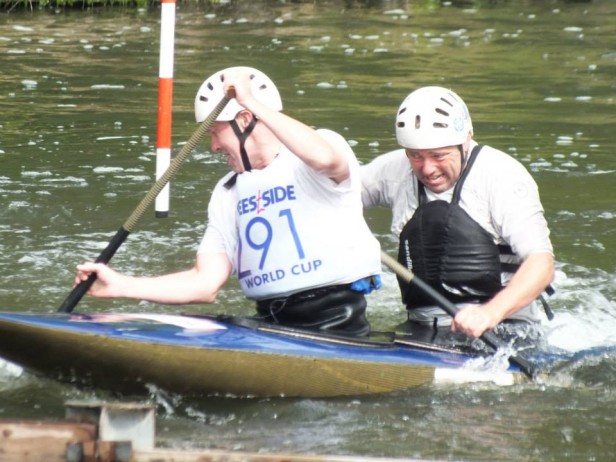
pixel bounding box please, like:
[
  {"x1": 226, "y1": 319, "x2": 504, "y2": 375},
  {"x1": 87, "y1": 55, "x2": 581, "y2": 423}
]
[{"x1": 200, "y1": 129, "x2": 381, "y2": 300}]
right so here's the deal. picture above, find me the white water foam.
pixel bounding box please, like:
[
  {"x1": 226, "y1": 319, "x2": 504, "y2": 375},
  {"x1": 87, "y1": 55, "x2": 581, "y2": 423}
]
[
  {"x1": 0, "y1": 358, "x2": 23, "y2": 381},
  {"x1": 545, "y1": 269, "x2": 616, "y2": 353}
]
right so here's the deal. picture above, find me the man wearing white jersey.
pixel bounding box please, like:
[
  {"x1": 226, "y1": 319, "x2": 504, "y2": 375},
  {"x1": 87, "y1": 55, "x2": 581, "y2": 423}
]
[
  {"x1": 76, "y1": 67, "x2": 382, "y2": 336},
  {"x1": 361, "y1": 86, "x2": 554, "y2": 343}
]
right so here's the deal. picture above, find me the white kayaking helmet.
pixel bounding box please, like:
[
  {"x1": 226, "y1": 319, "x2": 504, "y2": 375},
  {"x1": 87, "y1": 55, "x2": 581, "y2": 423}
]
[
  {"x1": 395, "y1": 86, "x2": 473, "y2": 150},
  {"x1": 194, "y1": 66, "x2": 283, "y2": 123}
]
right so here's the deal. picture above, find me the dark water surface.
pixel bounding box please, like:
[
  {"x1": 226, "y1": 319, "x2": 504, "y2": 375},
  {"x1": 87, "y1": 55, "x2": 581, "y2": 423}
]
[{"x1": 1, "y1": 1, "x2": 616, "y2": 460}]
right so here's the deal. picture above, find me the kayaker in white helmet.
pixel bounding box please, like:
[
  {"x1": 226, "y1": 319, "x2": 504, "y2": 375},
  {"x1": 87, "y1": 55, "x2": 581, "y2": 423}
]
[
  {"x1": 361, "y1": 86, "x2": 555, "y2": 344},
  {"x1": 76, "y1": 66, "x2": 382, "y2": 336}
]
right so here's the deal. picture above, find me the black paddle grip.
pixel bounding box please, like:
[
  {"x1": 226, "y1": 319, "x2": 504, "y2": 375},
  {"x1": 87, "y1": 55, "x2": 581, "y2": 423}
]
[{"x1": 57, "y1": 227, "x2": 130, "y2": 313}]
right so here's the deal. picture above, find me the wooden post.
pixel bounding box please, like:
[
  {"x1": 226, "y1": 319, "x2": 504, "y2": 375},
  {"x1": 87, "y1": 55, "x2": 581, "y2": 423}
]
[
  {"x1": 65, "y1": 401, "x2": 155, "y2": 452},
  {"x1": 0, "y1": 421, "x2": 96, "y2": 461}
]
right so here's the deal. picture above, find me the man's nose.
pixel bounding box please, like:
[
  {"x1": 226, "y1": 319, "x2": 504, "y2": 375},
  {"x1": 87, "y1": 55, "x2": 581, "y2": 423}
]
[
  {"x1": 420, "y1": 157, "x2": 438, "y2": 173},
  {"x1": 210, "y1": 137, "x2": 219, "y2": 152}
]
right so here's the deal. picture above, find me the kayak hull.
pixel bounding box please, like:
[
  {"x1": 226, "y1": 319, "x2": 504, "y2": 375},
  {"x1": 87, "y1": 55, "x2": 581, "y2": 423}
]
[{"x1": 0, "y1": 312, "x2": 519, "y2": 397}]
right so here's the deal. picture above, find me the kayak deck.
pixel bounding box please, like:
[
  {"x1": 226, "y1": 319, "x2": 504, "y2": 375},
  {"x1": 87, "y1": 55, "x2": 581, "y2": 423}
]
[{"x1": 0, "y1": 312, "x2": 521, "y2": 397}]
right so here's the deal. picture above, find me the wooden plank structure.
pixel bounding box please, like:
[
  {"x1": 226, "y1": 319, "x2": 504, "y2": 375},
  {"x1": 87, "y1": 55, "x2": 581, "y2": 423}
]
[
  {"x1": 0, "y1": 401, "x2": 436, "y2": 462},
  {"x1": 0, "y1": 420, "x2": 97, "y2": 461}
]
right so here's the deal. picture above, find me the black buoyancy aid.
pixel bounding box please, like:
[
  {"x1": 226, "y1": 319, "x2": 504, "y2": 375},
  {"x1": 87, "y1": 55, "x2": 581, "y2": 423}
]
[{"x1": 397, "y1": 145, "x2": 511, "y2": 309}]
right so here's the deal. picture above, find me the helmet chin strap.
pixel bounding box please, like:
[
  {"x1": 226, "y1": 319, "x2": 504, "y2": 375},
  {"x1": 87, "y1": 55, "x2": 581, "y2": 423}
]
[
  {"x1": 229, "y1": 115, "x2": 258, "y2": 172},
  {"x1": 458, "y1": 143, "x2": 470, "y2": 170}
]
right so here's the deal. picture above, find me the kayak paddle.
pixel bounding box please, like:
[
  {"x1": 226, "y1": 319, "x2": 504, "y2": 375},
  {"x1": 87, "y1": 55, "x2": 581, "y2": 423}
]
[
  {"x1": 57, "y1": 94, "x2": 231, "y2": 313},
  {"x1": 380, "y1": 251, "x2": 538, "y2": 379}
]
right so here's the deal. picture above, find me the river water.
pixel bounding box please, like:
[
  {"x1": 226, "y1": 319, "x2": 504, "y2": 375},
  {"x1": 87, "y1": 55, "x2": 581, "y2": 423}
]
[{"x1": 1, "y1": 0, "x2": 616, "y2": 460}]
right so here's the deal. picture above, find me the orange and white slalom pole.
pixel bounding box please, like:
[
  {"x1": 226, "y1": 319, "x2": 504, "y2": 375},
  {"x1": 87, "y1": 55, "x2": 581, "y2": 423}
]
[{"x1": 155, "y1": 0, "x2": 176, "y2": 218}]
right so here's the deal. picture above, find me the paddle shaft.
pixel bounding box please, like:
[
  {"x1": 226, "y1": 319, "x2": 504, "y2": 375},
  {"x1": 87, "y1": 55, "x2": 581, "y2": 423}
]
[
  {"x1": 57, "y1": 95, "x2": 231, "y2": 313},
  {"x1": 380, "y1": 251, "x2": 537, "y2": 378}
]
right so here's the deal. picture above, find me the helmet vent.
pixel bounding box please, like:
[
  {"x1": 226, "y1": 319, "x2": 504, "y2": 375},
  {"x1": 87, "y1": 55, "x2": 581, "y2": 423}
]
[
  {"x1": 436, "y1": 108, "x2": 449, "y2": 117},
  {"x1": 414, "y1": 115, "x2": 421, "y2": 129},
  {"x1": 433, "y1": 122, "x2": 448, "y2": 128},
  {"x1": 207, "y1": 82, "x2": 214, "y2": 90},
  {"x1": 199, "y1": 95, "x2": 208, "y2": 102},
  {"x1": 397, "y1": 121, "x2": 405, "y2": 128},
  {"x1": 440, "y1": 96, "x2": 454, "y2": 107}
]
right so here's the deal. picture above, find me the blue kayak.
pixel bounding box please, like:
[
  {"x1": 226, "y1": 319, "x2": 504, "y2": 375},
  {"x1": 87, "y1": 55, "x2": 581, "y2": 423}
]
[{"x1": 0, "y1": 311, "x2": 523, "y2": 397}]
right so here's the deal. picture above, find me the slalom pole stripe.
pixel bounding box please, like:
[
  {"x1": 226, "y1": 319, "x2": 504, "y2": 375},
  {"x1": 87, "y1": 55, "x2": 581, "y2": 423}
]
[
  {"x1": 157, "y1": 77, "x2": 173, "y2": 149},
  {"x1": 158, "y1": 2, "x2": 176, "y2": 78},
  {"x1": 155, "y1": 148, "x2": 171, "y2": 215}
]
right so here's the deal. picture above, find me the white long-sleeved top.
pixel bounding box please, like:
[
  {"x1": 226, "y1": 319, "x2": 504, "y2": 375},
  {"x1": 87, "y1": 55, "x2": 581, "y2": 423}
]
[{"x1": 361, "y1": 141, "x2": 553, "y2": 322}]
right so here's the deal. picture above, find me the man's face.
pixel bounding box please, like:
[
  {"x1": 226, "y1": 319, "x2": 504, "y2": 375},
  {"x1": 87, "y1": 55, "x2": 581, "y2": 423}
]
[
  {"x1": 405, "y1": 145, "x2": 463, "y2": 193},
  {"x1": 209, "y1": 120, "x2": 245, "y2": 173}
]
